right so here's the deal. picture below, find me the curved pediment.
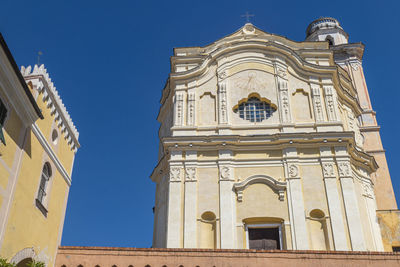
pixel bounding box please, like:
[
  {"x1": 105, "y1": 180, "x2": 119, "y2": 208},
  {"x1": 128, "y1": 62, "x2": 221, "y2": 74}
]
[{"x1": 233, "y1": 175, "x2": 286, "y2": 202}]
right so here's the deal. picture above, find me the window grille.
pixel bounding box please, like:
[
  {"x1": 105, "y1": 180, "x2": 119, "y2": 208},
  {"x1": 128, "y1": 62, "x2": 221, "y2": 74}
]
[{"x1": 234, "y1": 97, "x2": 275, "y2": 122}]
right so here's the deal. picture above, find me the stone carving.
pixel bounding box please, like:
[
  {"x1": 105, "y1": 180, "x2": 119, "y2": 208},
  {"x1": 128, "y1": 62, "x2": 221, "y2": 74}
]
[
  {"x1": 363, "y1": 182, "x2": 374, "y2": 199},
  {"x1": 350, "y1": 61, "x2": 361, "y2": 71},
  {"x1": 185, "y1": 167, "x2": 196, "y2": 181},
  {"x1": 338, "y1": 162, "x2": 351, "y2": 177},
  {"x1": 278, "y1": 80, "x2": 291, "y2": 123},
  {"x1": 242, "y1": 23, "x2": 255, "y2": 34},
  {"x1": 218, "y1": 83, "x2": 228, "y2": 124},
  {"x1": 174, "y1": 93, "x2": 184, "y2": 126},
  {"x1": 187, "y1": 92, "x2": 195, "y2": 126},
  {"x1": 220, "y1": 166, "x2": 230, "y2": 180},
  {"x1": 218, "y1": 71, "x2": 227, "y2": 80},
  {"x1": 288, "y1": 164, "x2": 299, "y2": 178},
  {"x1": 277, "y1": 67, "x2": 287, "y2": 79},
  {"x1": 311, "y1": 87, "x2": 324, "y2": 122},
  {"x1": 323, "y1": 86, "x2": 337, "y2": 121},
  {"x1": 322, "y1": 163, "x2": 335, "y2": 177},
  {"x1": 170, "y1": 167, "x2": 181, "y2": 182}
]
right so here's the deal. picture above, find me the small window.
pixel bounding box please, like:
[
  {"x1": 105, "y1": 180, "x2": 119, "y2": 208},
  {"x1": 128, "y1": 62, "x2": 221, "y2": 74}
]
[
  {"x1": 36, "y1": 162, "x2": 52, "y2": 216},
  {"x1": 325, "y1": 36, "x2": 334, "y2": 46},
  {"x1": 52, "y1": 129, "x2": 59, "y2": 145},
  {"x1": 0, "y1": 98, "x2": 8, "y2": 145},
  {"x1": 393, "y1": 246, "x2": 400, "y2": 252},
  {"x1": 234, "y1": 97, "x2": 276, "y2": 122}
]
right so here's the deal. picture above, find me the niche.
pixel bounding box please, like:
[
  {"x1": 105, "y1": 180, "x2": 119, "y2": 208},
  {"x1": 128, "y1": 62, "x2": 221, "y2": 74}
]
[
  {"x1": 308, "y1": 209, "x2": 330, "y2": 250},
  {"x1": 292, "y1": 89, "x2": 312, "y2": 122},
  {"x1": 199, "y1": 92, "x2": 216, "y2": 126},
  {"x1": 199, "y1": 211, "x2": 217, "y2": 248}
]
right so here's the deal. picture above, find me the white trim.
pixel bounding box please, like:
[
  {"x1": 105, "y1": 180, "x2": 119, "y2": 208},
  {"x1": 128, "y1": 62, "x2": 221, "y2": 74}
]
[
  {"x1": 245, "y1": 223, "x2": 283, "y2": 250},
  {"x1": 31, "y1": 123, "x2": 71, "y2": 186}
]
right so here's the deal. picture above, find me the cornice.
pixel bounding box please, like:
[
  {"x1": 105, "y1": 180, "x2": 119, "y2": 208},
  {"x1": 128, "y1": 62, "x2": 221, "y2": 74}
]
[
  {"x1": 21, "y1": 64, "x2": 80, "y2": 152},
  {"x1": 159, "y1": 132, "x2": 377, "y2": 172}
]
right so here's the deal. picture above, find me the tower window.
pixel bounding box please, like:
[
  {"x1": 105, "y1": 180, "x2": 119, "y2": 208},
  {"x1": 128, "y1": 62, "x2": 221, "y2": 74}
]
[
  {"x1": 234, "y1": 97, "x2": 276, "y2": 122},
  {"x1": 325, "y1": 36, "x2": 334, "y2": 46},
  {"x1": 36, "y1": 162, "x2": 52, "y2": 216}
]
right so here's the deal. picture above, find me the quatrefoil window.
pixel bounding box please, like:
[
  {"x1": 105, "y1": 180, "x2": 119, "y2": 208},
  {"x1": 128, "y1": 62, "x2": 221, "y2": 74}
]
[{"x1": 233, "y1": 95, "x2": 277, "y2": 122}]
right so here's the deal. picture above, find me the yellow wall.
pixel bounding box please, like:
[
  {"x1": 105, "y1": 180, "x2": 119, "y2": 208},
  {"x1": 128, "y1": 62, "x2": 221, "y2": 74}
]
[
  {"x1": 377, "y1": 210, "x2": 400, "y2": 251},
  {"x1": 0, "y1": 81, "x2": 76, "y2": 267}
]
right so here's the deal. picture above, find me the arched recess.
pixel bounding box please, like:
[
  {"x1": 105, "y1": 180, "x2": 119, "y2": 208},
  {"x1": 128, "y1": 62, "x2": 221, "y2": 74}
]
[
  {"x1": 233, "y1": 175, "x2": 286, "y2": 202},
  {"x1": 199, "y1": 92, "x2": 216, "y2": 125},
  {"x1": 291, "y1": 89, "x2": 312, "y2": 122},
  {"x1": 11, "y1": 247, "x2": 36, "y2": 265},
  {"x1": 307, "y1": 209, "x2": 330, "y2": 250},
  {"x1": 198, "y1": 211, "x2": 217, "y2": 249}
]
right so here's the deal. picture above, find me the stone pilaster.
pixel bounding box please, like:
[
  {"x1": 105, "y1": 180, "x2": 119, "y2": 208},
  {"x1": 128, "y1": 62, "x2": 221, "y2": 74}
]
[
  {"x1": 183, "y1": 150, "x2": 197, "y2": 248},
  {"x1": 283, "y1": 148, "x2": 308, "y2": 250},
  {"x1": 320, "y1": 146, "x2": 348, "y2": 250},
  {"x1": 174, "y1": 92, "x2": 184, "y2": 126},
  {"x1": 335, "y1": 146, "x2": 366, "y2": 251},
  {"x1": 217, "y1": 82, "x2": 228, "y2": 124},
  {"x1": 323, "y1": 85, "x2": 337, "y2": 121},
  {"x1": 166, "y1": 150, "x2": 183, "y2": 248},
  {"x1": 311, "y1": 84, "x2": 324, "y2": 122},
  {"x1": 187, "y1": 92, "x2": 195, "y2": 126},
  {"x1": 218, "y1": 149, "x2": 236, "y2": 249}
]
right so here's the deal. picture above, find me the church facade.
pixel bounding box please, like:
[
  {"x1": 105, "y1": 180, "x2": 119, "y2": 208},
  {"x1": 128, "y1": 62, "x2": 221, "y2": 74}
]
[{"x1": 150, "y1": 18, "x2": 400, "y2": 252}]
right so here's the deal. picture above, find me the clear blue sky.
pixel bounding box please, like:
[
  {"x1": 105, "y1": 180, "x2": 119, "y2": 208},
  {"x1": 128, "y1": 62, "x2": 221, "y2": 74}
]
[{"x1": 1, "y1": 0, "x2": 399, "y2": 248}]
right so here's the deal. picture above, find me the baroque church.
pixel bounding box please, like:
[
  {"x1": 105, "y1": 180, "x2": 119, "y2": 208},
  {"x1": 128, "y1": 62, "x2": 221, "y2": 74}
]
[
  {"x1": 149, "y1": 17, "x2": 399, "y2": 252},
  {"x1": 2, "y1": 17, "x2": 399, "y2": 267}
]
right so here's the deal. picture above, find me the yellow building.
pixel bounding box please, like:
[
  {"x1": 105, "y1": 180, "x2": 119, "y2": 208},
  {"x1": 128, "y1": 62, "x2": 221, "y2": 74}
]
[{"x1": 0, "y1": 33, "x2": 80, "y2": 266}]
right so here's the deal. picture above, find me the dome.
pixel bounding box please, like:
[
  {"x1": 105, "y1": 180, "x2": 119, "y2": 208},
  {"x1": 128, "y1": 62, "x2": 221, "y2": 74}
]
[{"x1": 306, "y1": 17, "x2": 343, "y2": 38}]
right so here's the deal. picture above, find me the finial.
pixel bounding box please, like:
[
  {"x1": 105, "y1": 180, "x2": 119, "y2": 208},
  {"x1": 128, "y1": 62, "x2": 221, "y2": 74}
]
[
  {"x1": 37, "y1": 51, "x2": 43, "y2": 66},
  {"x1": 241, "y1": 11, "x2": 254, "y2": 23}
]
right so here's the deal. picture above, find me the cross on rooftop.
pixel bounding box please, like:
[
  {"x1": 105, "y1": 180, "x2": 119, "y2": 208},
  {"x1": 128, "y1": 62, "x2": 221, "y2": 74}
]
[{"x1": 241, "y1": 11, "x2": 254, "y2": 23}]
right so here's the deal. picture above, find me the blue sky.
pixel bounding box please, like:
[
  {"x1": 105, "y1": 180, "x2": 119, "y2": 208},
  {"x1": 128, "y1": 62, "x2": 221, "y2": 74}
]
[{"x1": 1, "y1": 0, "x2": 399, "y2": 248}]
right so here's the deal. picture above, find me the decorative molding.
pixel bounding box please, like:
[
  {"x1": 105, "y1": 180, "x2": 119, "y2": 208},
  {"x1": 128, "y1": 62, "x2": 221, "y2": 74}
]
[
  {"x1": 322, "y1": 162, "x2": 335, "y2": 178},
  {"x1": 185, "y1": 166, "x2": 196, "y2": 181},
  {"x1": 21, "y1": 64, "x2": 80, "y2": 152},
  {"x1": 323, "y1": 86, "x2": 337, "y2": 121},
  {"x1": 174, "y1": 92, "x2": 184, "y2": 126},
  {"x1": 32, "y1": 123, "x2": 72, "y2": 186},
  {"x1": 169, "y1": 167, "x2": 181, "y2": 182},
  {"x1": 362, "y1": 182, "x2": 374, "y2": 199},
  {"x1": 217, "y1": 70, "x2": 227, "y2": 80},
  {"x1": 233, "y1": 175, "x2": 286, "y2": 202},
  {"x1": 187, "y1": 92, "x2": 195, "y2": 126},
  {"x1": 337, "y1": 161, "x2": 351, "y2": 177},
  {"x1": 288, "y1": 164, "x2": 299, "y2": 178},
  {"x1": 278, "y1": 79, "x2": 291, "y2": 123},
  {"x1": 218, "y1": 82, "x2": 228, "y2": 124},
  {"x1": 311, "y1": 86, "x2": 324, "y2": 122},
  {"x1": 219, "y1": 166, "x2": 231, "y2": 181}
]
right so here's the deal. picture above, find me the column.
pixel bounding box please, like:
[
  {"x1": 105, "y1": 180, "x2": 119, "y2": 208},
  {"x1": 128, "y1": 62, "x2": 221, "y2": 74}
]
[
  {"x1": 320, "y1": 146, "x2": 348, "y2": 250},
  {"x1": 335, "y1": 146, "x2": 366, "y2": 251},
  {"x1": 284, "y1": 148, "x2": 309, "y2": 250},
  {"x1": 183, "y1": 150, "x2": 197, "y2": 248},
  {"x1": 166, "y1": 151, "x2": 183, "y2": 248},
  {"x1": 218, "y1": 149, "x2": 236, "y2": 248}
]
